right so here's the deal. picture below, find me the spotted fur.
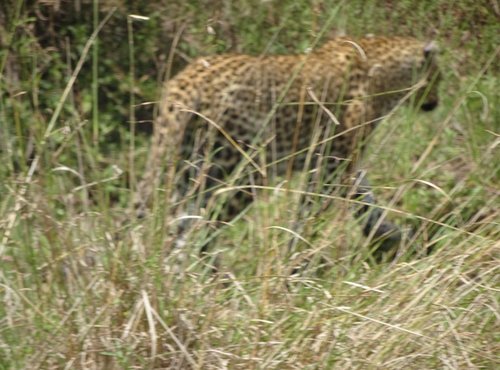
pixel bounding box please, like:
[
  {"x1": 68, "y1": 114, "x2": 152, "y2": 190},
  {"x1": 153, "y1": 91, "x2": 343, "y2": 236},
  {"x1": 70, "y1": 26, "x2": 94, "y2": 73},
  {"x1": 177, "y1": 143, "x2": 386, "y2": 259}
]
[{"x1": 136, "y1": 35, "x2": 440, "y2": 251}]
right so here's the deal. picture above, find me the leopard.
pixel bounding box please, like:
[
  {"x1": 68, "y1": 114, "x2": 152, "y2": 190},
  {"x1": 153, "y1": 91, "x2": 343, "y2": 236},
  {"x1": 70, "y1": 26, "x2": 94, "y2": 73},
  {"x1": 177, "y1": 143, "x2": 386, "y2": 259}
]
[{"x1": 135, "y1": 35, "x2": 441, "y2": 259}]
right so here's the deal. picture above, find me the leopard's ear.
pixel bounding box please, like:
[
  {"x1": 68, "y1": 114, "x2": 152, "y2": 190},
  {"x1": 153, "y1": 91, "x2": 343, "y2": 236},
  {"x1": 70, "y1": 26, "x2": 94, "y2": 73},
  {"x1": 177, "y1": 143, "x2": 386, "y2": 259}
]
[{"x1": 424, "y1": 41, "x2": 439, "y2": 59}]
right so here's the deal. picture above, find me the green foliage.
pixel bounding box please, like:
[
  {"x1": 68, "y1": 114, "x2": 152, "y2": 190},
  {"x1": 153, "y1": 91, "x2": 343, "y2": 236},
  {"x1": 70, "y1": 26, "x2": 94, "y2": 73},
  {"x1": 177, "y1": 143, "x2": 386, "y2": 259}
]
[{"x1": 0, "y1": 0, "x2": 498, "y2": 368}]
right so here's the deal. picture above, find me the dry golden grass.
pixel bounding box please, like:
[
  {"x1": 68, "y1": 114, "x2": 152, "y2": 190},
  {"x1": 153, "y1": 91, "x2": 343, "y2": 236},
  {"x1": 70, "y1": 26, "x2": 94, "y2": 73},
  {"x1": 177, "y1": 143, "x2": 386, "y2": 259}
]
[{"x1": 1, "y1": 1, "x2": 498, "y2": 369}]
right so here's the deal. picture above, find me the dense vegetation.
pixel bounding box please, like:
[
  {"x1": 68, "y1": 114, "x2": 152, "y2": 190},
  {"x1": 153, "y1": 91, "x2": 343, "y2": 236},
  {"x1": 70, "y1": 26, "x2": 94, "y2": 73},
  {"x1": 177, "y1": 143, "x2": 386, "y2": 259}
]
[{"x1": 1, "y1": 1, "x2": 498, "y2": 368}]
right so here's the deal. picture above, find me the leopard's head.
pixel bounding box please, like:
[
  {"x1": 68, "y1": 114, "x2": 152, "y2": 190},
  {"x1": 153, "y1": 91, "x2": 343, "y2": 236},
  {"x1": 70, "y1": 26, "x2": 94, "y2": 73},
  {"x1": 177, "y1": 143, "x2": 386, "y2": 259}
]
[
  {"x1": 365, "y1": 37, "x2": 441, "y2": 114},
  {"x1": 415, "y1": 41, "x2": 441, "y2": 112}
]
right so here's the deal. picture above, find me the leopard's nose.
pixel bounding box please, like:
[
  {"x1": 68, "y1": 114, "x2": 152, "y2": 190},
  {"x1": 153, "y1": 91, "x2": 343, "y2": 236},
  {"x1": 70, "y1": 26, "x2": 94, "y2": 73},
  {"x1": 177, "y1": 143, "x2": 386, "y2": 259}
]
[{"x1": 421, "y1": 99, "x2": 438, "y2": 111}]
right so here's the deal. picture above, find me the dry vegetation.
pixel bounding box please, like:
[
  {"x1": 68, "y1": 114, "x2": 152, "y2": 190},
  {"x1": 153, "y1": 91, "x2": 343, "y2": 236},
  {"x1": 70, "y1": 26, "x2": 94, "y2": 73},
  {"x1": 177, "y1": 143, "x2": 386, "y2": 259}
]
[{"x1": 0, "y1": 1, "x2": 498, "y2": 369}]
